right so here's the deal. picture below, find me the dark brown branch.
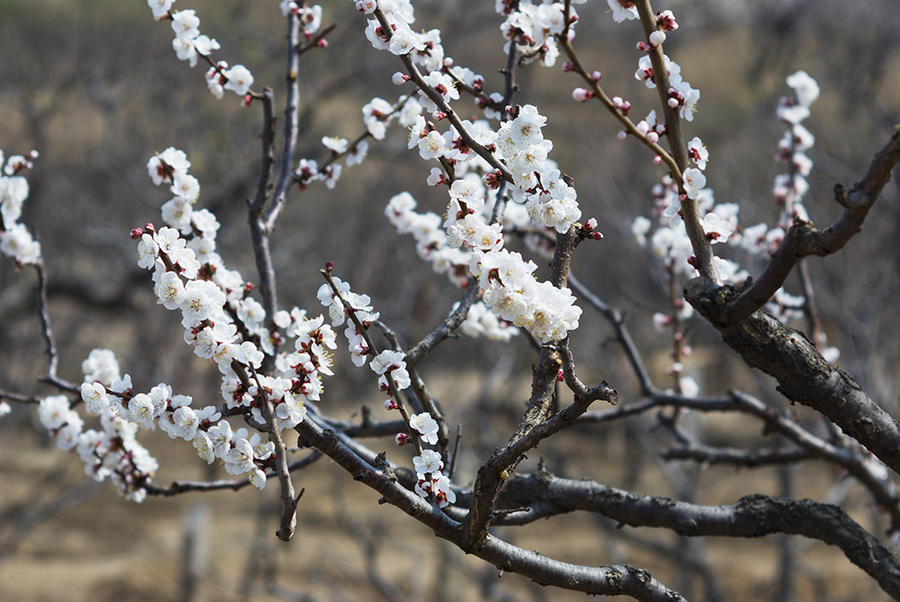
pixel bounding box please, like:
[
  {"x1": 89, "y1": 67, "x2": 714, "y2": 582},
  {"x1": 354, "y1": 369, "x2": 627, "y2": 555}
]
[
  {"x1": 576, "y1": 390, "x2": 900, "y2": 528},
  {"x1": 294, "y1": 415, "x2": 683, "y2": 601},
  {"x1": 726, "y1": 129, "x2": 900, "y2": 322},
  {"x1": 635, "y1": 0, "x2": 716, "y2": 283},
  {"x1": 494, "y1": 472, "x2": 900, "y2": 600},
  {"x1": 143, "y1": 452, "x2": 321, "y2": 497},
  {"x1": 662, "y1": 444, "x2": 813, "y2": 467},
  {"x1": 264, "y1": 12, "x2": 304, "y2": 232},
  {"x1": 250, "y1": 367, "x2": 300, "y2": 541},
  {"x1": 685, "y1": 276, "x2": 900, "y2": 479}
]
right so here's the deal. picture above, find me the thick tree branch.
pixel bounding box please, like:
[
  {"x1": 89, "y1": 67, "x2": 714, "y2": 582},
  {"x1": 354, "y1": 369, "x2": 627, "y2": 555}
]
[
  {"x1": 295, "y1": 415, "x2": 683, "y2": 600},
  {"x1": 494, "y1": 472, "x2": 900, "y2": 599},
  {"x1": 685, "y1": 277, "x2": 900, "y2": 478},
  {"x1": 727, "y1": 129, "x2": 900, "y2": 322}
]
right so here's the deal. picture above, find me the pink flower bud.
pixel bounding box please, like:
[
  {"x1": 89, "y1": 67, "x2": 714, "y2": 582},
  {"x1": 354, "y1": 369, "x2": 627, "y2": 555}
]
[
  {"x1": 384, "y1": 398, "x2": 398, "y2": 410},
  {"x1": 392, "y1": 72, "x2": 408, "y2": 85},
  {"x1": 325, "y1": 261, "x2": 334, "y2": 271},
  {"x1": 572, "y1": 88, "x2": 593, "y2": 102},
  {"x1": 647, "y1": 132, "x2": 659, "y2": 144},
  {"x1": 668, "y1": 97, "x2": 679, "y2": 108},
  {"x1": 144, "y1": 223, "x2": 156, "y2": 233},
  {"x1": 395, "y1": 433, "x2": 410, "y2": 446},
  {"x1": 557, "y1": 369, "x2": 564, "y2": 382},
  {"x1": 591, "y1": 232, "x2": 604, "y2": 240},
  {"x1": 241, "y1": 94, "x2": 253, "y2": 107},
  {"x1": 617, "y1": 130, "x2": 628, "y2": 140},
  {"x1": 590, "y1": 71, "x2": 602, "y2": 82},
  {"x1": 317, "y1": 39, "x2": 328, "y2": 48},
  {"x1": 584, "y1": 217, "x2": 598, "y2": 231},
  {"x1": 636, "y1": 41, "x2": 650, "y2": 52},
  {"x1": 562, "y1": 61, "x2": 575, "y2": 72},
  {"x1": 653, "y1": 155, "x2": 663, "y2": 165},
  {"x1": 130, "y1": 228, "x2": 144, "y2": 240}
]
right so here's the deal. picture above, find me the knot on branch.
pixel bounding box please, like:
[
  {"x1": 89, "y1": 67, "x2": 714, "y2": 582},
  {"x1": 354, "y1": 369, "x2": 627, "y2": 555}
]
[{"x1": 683, "y1": 277, "x2": 741, "y2": 327}]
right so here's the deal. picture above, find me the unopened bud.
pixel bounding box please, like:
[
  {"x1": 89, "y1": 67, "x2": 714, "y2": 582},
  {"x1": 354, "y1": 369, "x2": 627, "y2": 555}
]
[
  {"x1": 395, "y1": 433, "x2": 410, "y2": 446},
  {"x1": 572, "y1": 87, "x2": 593, "y2": 102},
  {"x1": 130, "y1": 228, "x2": 144, "y2": 240},
  {"x1": 384, "y1": 398, "x2": 399, "y2": 411}
]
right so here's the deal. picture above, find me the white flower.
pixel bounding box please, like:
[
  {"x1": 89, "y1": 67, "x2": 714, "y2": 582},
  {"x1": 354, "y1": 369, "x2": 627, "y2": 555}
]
[
  {"x1": 193, "y1": 35, "x2": 220, "y2": 57},
  {"x1": 82, "y1": 349, "x2": 121, "y2": 386},
  {"x1": 682, "y1": 168, "x2": 706, "y2": 200},
  {"x1": 679, "y1": 376, "x2": 700, "y2": 398},
  {"x1": 413, "y1": 449, "x2": 443, "y2": 477},
  {"x1": 388, "y1": 24, "x2": 422, "y2": 56},
  {"x1": 148, "y1": 0, "x2": 174, "y2": 20},
  {"x1": 688, "y1": 137, "x2": 709, "y2": 170},
  {"x1": 81, "y1": 382, "x2": 110, "y2": 415},
  {"x1": 322, "y1": 136, "x2": 348, "y2": 154},
  {"x1": 248, "y1": 467, "x2": 267, "y2": 489},
  {"x1": 786, "y1": 70, "x2": 820, "y2": 107},
  {"x1": 193, "y1": 432, "x2": 216, "y2": 464},
  {"x1": 172, "y1": 36, "x2": 199, "y2": 67},
  {"x1": 346, "y1": 140, "x2": 368, "y2": 166},
  {"x1": 607, "y1": 0, "x2": 638, "y2": 23},
  {"x1": 223, "y1": 65, "x2": 254, "y2": 96},
  {"x1": 632, "y1": 216, "x2": 652, "y2": 246},
  {"x1": 699, "y1": 213, "x2": 733, "y2": 244},
  {"x1": 38, "y1": 395, "x2": 72, "y2": 430},
  {"x1": 169, "y1": 406, "x2": 199, "y2": 441},
  {"x1": 433, "y1": 473, "x2": 456, "y2": 508},
  {"x1": 171, "y1": 9, "x2": 200, "y2": 41},
  {"x1": 225, "y1": 437, "x2": 255, "y2": 475},
  {"x1": 418, "y1": 130, "x2": 446, "y2": 160},
  {"x1": 128, "y1": 394, "x2": 157, "y2": 430},
  {"x1": 171, "y1": 172, "x2": 200, "y2": 202},
  {"x1": 370, "y1": 350, "x2": 405, "y2": 375},
  {"x1": 207, "y1": 420, "x2": 234, "y2": 459},
  {"x1": 409, "y1": 412, "x2": 439, "y2": 445},
  {"x1": 0, "y1": 223, "x2": 41, "y2": 264}
]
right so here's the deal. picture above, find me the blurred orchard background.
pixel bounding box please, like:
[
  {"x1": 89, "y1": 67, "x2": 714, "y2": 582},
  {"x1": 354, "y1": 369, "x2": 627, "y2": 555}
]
[{"x1": 1, "y1": 0, "x2": 899, "y2": 600}]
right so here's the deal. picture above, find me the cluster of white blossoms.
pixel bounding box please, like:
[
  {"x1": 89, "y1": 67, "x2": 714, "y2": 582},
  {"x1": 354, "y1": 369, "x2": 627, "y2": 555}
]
[
  {"x1": 774, "y1": 70, "x2": 820, "y2": 225},
  {"x1": 396, "y1": 412, "x2": 455, "y2": 507},
  {"x1": 632, "y1": 71, "x2": 837, "y2": 368},
  {"x1": 313, "y1": 271, "x2": 454, "y2": 507},
  {"x1": 347, "y1": 0, "x2": 585, "y2": 344},
  {"x1": 411, "y1": 447, "x2": 455, "y2": 508},
  {"x1": 132, "y1": 147, "x2": 341, "y2": 489},
  {"x1": 279, "y1": 1, "x2": 323, "y2": 34},
  {"x1": 147, "y1": 0, "x2": 254, "y2": 99},
  {"x1": 0, "y1": 150, "x2": 41, "y2": 265},
  {"x1": 496, "y1": 0, "x2": 587, "y2": 68},
  {"x1": 629, "y1": 9, "x2": 699, "y2": 124},
  {"x1": 34, "y1": 350, "x2": 159, "y2": 502}
]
